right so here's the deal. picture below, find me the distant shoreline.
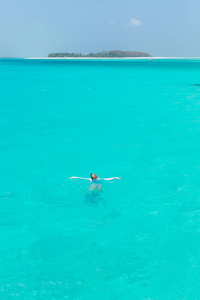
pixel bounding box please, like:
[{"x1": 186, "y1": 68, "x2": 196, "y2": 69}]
[{"x1": 27, "y1": 57, "x2": 200, "y2": 60}]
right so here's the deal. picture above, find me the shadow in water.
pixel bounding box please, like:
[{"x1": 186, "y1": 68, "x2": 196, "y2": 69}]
[
  {"x1": 190, "y1": 84, "x2": 200, "y2": 87},
  {"x1": 84, "y1": 189, "x2": 107, "y2": 207}
]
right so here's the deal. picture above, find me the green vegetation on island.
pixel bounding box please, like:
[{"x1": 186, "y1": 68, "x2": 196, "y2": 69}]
[{"x1": 48, "y1": 50, "x2": 151, "y2": 58}]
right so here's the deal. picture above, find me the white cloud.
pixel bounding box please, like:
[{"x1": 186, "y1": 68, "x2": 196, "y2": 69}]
[{"x1": 130, "y1": 18, "x2": 142, "y2": 26}]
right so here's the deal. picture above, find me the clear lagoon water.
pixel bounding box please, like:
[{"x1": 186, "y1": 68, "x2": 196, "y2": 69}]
[{"x1": 1, "y1": 58, "x2": 200, "y2": 299}]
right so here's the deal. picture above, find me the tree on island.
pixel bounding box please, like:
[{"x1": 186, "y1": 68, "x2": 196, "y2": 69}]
[{"x1": 48, "y1": 50, "x2": 151, "y2": 58}]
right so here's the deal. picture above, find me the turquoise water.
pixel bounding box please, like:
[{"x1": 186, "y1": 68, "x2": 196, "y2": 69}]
[{"x1": 1, "y1": 59, "x2": 200, "y2": 299}]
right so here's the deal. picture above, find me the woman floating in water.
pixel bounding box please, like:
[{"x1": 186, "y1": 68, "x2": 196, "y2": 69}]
[
  {"x1": 70, "y1": 173, "x2": 121, "y2": 205},
  {"x1": 69, "y1": 172, "x2": 121, "y2": 181},
  {"x1": 69, "y1": 172, "x2": 121, "y2": 191}
]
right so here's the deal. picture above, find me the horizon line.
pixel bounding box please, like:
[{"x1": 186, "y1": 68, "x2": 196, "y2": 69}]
[{"x1": 2, "y1": 56, "x2": 200, "y2": 60}]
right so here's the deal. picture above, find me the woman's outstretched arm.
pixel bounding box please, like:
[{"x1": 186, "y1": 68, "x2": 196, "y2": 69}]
[
  {"x1": 101, "y1": 177, "x2": 121, "y2": 181},
  {"x1": 69, "y1": 177, "x2": 91, "y2": 180}
]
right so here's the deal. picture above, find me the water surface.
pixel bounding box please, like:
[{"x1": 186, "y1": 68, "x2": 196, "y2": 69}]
[{"x1": 1, "y1": 59, "x2": 200, "y2": 299}]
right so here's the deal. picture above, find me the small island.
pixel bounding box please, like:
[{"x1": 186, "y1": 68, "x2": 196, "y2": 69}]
[{"x1": 48, "y1": 50, "x2": 151, "y2": 58}]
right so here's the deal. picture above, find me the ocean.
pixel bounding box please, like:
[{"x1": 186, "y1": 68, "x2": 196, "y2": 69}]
[{"x1": 1, "y1": 58, "x2": 200, "y2": 299}]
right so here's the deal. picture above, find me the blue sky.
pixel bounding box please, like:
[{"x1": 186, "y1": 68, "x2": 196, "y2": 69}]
[{"x1": 1, "y1": 0, "x2": 200, "y2": 57}]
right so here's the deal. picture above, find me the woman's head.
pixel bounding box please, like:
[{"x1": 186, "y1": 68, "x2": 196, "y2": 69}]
[{"x1": 91, "y1": 173, "x2": 97, "y2": 180}]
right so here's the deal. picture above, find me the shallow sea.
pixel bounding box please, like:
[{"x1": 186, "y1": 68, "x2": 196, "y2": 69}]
[{"x1": 1, "y1": 58, "x2": 200, "y2": 299}]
